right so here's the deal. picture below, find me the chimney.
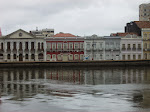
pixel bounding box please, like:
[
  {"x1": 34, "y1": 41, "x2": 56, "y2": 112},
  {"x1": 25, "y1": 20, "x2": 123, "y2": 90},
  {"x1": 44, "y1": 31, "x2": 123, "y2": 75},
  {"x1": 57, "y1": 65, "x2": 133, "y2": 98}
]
[{"x1": 0, "y1": 28, "x2": 2, "y2": 37}]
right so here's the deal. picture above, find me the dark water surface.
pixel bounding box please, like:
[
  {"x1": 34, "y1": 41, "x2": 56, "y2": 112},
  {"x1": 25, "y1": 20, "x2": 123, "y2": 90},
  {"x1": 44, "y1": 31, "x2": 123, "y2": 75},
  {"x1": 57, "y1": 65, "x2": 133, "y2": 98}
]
[{"x1": 0, "y1": 67, "x2": 150, "y2": 112}]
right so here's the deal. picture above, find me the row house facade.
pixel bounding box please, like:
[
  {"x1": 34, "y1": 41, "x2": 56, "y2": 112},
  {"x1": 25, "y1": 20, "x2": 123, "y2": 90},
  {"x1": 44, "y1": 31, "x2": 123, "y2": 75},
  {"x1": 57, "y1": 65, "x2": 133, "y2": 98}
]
[
  {"x1": 120, "y1": 34, "x2": 143, "y2": 60},
  {"x1": 0, "y1": 29, "x2": 46, "y2": 62},
  {"x1": 84, "y1": 35, "x2": 121, "y2": 60},
  {"x1": 84, "y1": 35, "x2": 105, "y2": 60},
  {"x1": 142, "y1": 28, "x2": 150, "y2": 59},
  {"x1": 46, "y1": 32, "x2": 84, "y2": 61},
  {"x1": 104, "y1": 36, "x2": 121, "y2": 60}
]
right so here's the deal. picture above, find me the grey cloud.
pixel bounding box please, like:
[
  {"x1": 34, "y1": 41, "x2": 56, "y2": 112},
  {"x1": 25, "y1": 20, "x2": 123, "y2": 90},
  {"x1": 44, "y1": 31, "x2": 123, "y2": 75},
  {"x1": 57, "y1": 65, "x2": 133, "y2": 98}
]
[{"x1": 0, "y1": 0, "x2": 150, "y2": 36}]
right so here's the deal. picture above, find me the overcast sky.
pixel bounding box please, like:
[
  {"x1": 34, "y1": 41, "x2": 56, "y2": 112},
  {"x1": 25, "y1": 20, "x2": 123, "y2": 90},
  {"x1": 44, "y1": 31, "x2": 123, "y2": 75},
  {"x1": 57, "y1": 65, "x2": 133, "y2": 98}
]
[{"x1": 0, "y1": 0, "x2": 150, "y2": 36}]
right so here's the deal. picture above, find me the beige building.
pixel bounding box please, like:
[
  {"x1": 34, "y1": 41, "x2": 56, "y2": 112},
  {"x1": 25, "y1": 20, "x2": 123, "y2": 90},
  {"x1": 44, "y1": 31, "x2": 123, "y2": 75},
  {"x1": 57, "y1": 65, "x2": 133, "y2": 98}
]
[
  {"x1": 139, "y1": 3, "x2": 150, "y2": 21},
  {"x1": 142, "y1": 28, "x2": 150, "y2": 59}
]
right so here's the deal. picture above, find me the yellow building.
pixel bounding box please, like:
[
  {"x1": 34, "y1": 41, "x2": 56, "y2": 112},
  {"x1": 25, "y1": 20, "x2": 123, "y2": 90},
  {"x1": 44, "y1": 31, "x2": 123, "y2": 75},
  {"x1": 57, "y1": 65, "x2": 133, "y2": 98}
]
[{"x1": 142, "y1": 28, "x2": 150, "y2": 59}]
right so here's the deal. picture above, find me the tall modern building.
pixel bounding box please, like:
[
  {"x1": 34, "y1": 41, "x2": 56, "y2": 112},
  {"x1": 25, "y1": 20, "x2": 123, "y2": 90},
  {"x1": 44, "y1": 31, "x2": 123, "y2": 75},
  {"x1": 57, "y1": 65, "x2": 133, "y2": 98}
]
[{"x1": 139, "y1": 3, "x2": 150, "y2": 21}]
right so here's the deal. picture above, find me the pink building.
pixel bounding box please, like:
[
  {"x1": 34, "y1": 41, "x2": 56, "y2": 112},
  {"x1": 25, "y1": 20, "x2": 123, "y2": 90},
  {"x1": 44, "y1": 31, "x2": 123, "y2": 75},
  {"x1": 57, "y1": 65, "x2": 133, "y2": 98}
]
[{"x1": 46, "y1": 32, "x2": 84, "y2": 61}]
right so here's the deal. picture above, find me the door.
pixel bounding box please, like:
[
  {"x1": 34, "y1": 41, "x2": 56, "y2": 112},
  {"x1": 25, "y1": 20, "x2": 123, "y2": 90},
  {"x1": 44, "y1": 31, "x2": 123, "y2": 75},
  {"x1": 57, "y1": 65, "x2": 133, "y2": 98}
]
[
  {"x1": 63, "y1": 54, "x2": 68, "y2": 61},
  {"x1": 19, "y1": 54, "x2": 23, "y2": 61}
]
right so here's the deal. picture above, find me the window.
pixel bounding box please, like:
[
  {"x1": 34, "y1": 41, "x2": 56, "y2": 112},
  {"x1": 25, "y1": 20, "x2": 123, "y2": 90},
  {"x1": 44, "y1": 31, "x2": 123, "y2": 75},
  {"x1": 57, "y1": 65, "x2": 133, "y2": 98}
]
[
  {"x1": 122, "y1": 44, "x2": 125, "y2": 49},
  {"x1": 14, "y1": 54, "x2": 16, "y2": 59},
  {"x1": 25, "y1": 54, "x2": 28, "y2": 59},
  {"x1": 75, "y1": 43, "x2": 78, "y2": 49},
  {"x1": 31, "y1": 42, "x2": 34, "y2": 49},
  {"x1": 7, "y1": 42, "x2": 10, "y2": 50},
  {"x1": 100, "y1": 43, "x2": 102, "y2": 48},
  {"x1": 100, "y1": 55, "x2": 103, "y2": 59},
  {"x1": 128, "y1": 44, "x2": 130, "y2": 49},
  {"x1": 14, "y1": 42, "x2": 16, "y2": 50},
  {"x1": 75, "y1": 55, "x2": 79, "y2": 60},
  {"x1": 144, "y1": 43, "x2": 147, "y2": 49},
  {"x1": 64, "y1": 43, "x2": 67, "y2": 50},
  {"x1": 58, "y1": 43, "x2": 61, "y2": 49},
  {"x1": 7, "y1": 54, "x2": 10, "y2": 59},
  {"x1": 38, "y1": 42, "x2": 40, "y2": 50},
  {"x1": 41, "y1": 43, "x2": 44, "y2": 50},
  {"x1": 31, "y1": 54, "x2": 34, "y2": 59},
  {"x1": 52, "y1": 43, "x2": 55, "y2": 49},
  {"x1": 80, "y1": 43, "x2": 83, "y2": 49},
  {"x1": 70, "y1": 44, "x2": 73, "y2": 49},
  {"x1": 138, "y1": 44, "x2": 141, "y2": 49},
  {"x1": 87, "y1": 44, "x2": 90, "y2": 49},
  {"x1": 128, "y1": 55, "x2": 130, "y2": 60},
  {"x1": 57, "y1": 54, "x2": 61, "y2": 60},
  {"x1": 133, "y1": 44, "x2": 136, "y2": 49},
  {"x1": 133, "y1": 55, "x2": 136, "y2": 60},
  {"x1": 47, "y1": 43, "x2": 51, "y2": 49},
  {"x1": 25, "y1": 42, "x2": 28, "y2": 50},
  {"x1": 1, "y1": 43, "x2": 3, "y2": 50},
  {"x1": 122, "y1": 55, "x2": 125, "y2": 60},
  {"x1": 70, "y1": 54, "x2": 73, "y2": 60},
  {"x1": 144, "y1": 34, "x2": 147, "y2": 38},
  {"x1": 138, "y1": 55, "x2": 141, "y2": 59},
  {"x1": 19, "y1": 42, "x2": 22, "y2": 50}
]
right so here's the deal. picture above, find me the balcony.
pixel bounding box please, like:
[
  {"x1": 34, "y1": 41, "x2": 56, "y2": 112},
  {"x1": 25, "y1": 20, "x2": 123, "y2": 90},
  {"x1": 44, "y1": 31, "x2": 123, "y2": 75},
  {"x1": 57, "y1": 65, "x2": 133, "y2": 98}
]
[
  {"x1": 105, "y1": 48, "x2": 111, "y2": 51},
  {"x1": 132, "y1": 48, "x2": 136, "y2": 51},
  {"x1": 137, "y1": 48, "x2": 142, "y2": 51},
  {"x1": 13, "y1": 49, "x2": 17, "y2": 52},
  {"x1": 127, "y1": 48, "x2": 131, "y2": 51},
  {"x1": 24, "y1": 49, "x2": 29, "y2": 52},
  {"x1": 38, "y1": 49, "x2": 44, "y2": 52},
  {"x1": 0, "y1": 49, "x2": 4, "y2": 53},
  {"x1": 7, "y1": 49, "x2": 11, "y2": 52},
  {"x1": 86, "y1": 48, "x2": 91, "y2": 51},
  {"x1": 122, "y1": 48, "x2": 126, "y2": 51},
  {"x1": 31, "y1": 49, "x2": 35, "y2": 52}
]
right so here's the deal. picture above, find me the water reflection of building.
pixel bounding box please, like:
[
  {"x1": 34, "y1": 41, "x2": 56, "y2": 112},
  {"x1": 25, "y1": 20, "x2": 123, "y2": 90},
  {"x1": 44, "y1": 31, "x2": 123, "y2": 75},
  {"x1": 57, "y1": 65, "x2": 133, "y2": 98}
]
[
  {"x1": 1, "y1": 68, "x2": 150, "y2": 97},
  {"x1": 1, "y1": 69, "x2": 85, "y2": 96},
  {"x1": 84, "y1": 68, "x2": 145, "y2": 85}
]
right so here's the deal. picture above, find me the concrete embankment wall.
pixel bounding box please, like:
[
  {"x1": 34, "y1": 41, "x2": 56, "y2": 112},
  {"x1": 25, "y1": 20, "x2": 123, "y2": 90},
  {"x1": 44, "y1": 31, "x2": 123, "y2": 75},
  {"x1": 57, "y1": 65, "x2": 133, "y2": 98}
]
[{"x1": 0, "y1": 60, "x2": 150, "y2": 68}]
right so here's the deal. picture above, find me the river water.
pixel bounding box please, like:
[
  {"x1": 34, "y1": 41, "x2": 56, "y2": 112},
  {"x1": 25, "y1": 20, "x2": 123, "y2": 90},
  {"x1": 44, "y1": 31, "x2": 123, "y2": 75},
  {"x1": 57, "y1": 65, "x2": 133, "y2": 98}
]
[{"x1": 0, "y1": 67, "x2": 150, "y2": 112}]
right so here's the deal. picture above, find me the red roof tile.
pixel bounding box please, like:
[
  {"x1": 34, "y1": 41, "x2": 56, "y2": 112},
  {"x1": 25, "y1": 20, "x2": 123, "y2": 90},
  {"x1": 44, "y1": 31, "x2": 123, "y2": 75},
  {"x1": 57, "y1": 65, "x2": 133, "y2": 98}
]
[
  {"x1": 134, "y1": 21, "x2": 150, "y2": 28},
  {"x1": 54, "y1": 32, "x2": 77, "y2": 37}
]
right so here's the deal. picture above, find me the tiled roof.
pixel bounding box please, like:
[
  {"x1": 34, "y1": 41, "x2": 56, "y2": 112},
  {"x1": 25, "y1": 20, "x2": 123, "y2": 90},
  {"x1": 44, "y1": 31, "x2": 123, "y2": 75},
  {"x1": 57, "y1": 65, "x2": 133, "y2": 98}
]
[
  {"x1": 54, "y1": 32, "x2": 77, "y2": 37},
  {"x1": 111, "y1": 32, "x2": 138, "y2": 37},
  {"x1": 134, "y1": 21, "x2": 150, "y2": 28}
]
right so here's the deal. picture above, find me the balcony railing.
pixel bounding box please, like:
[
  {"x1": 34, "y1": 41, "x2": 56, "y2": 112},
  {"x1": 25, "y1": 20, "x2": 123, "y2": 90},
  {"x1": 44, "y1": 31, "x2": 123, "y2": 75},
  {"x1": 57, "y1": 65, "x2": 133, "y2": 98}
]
[
  {"x1": 127, "y1": 48, "x2": 131, "y2": 51},
  {"x1": 137, "y1": 48, "x2": 142, "y2": 51},
  {"x1": 132, "y1": 48, "x2": 136, "y2": 51}
]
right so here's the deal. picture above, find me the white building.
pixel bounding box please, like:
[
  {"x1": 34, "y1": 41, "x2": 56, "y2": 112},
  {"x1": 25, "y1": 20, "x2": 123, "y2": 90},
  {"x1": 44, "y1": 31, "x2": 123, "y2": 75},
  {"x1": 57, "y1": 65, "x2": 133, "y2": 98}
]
[
  {"x1": 104, "y1": 36, "x2": 121, "y2": 60},
  {"x1": 0, "y1": 29, "x2": 46, "y2": 62},
  {"x1": 120, "y1": 34, "x2": 143, "y2": 60},
  {"x1": 84, "y1": 35, "x2": 105, "y2": 60}
]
